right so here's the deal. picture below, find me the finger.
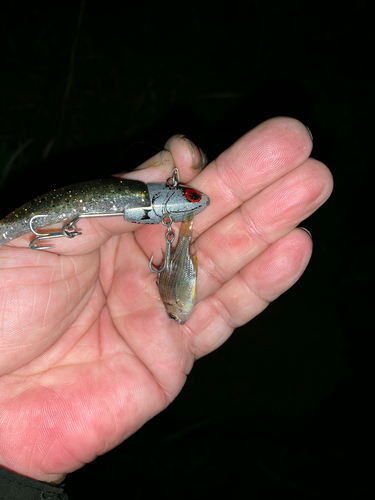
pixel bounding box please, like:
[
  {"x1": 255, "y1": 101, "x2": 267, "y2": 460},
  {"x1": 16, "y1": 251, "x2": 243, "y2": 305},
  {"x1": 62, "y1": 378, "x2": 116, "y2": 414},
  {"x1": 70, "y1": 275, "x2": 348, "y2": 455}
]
[
  {"x1": 191, "y1": 117, "x2": 314, "y2": 236},
  {"x1": 185, "y1": 228, "x2": 313, "y2": 358},
  {"x1": 122, "y1": 134, "x2": 207, "y2": 184},
  {"x1": 194, "y1": 157, "x2": 332, "y2": 299}
]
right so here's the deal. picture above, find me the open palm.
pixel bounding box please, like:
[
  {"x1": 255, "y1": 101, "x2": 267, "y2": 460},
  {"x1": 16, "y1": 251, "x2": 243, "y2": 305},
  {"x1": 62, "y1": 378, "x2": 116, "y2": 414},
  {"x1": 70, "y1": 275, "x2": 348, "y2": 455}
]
[{"x1": 0, "y1": 118, "x2": 333, "y2": 484}]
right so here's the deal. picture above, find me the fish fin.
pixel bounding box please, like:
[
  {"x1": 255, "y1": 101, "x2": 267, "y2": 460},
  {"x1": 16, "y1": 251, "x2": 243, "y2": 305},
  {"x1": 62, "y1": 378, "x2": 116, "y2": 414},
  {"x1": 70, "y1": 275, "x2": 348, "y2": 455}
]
[
  {"x1": 193, "y1": 254, "x2": 198, "y2": 274},
  {"x1": 179, "y1": 216, "x2": 194, "y2": 237}
]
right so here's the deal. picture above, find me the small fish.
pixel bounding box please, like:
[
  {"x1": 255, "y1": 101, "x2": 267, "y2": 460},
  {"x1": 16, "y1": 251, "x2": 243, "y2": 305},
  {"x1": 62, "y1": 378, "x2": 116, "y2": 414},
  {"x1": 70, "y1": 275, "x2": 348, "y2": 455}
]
[{"x1": 157, "y1": 215, "x2": 198, "y2": 324}]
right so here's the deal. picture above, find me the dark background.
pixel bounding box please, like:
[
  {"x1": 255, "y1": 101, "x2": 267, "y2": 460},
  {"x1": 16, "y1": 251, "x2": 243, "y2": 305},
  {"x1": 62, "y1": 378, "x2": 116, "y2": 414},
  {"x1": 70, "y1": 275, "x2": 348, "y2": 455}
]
[{"x1": 0, "y1": 1, "x2": 372, "y2": 498}]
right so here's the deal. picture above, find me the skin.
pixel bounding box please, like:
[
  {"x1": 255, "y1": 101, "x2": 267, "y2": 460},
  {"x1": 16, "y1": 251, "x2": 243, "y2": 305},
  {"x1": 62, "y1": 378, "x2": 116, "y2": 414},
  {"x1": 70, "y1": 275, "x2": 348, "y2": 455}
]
[{"x1": 0, "y1": 118, "x2": 333, "y2": 484}]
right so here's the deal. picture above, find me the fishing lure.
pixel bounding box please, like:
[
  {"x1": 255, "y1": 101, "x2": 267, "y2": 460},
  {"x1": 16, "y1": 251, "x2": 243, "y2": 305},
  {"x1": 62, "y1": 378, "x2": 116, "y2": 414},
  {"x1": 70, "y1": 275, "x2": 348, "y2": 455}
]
[
  {"x1": 154, "y1": 214, "x2": 198, "y2": 325},
  {"x1": 0, "y1": 168, "x2": 209, "y2": 252}
]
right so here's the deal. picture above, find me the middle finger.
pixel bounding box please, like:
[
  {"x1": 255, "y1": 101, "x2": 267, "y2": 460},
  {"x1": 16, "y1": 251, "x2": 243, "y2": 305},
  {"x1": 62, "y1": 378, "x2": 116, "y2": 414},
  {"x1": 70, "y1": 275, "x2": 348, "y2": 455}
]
[
  {"x1": 193, "y1": 117, "x2": 314, "y2": 236},
  {"x1": 194, "y1": 157, "x2": 332, "y2": 298}
]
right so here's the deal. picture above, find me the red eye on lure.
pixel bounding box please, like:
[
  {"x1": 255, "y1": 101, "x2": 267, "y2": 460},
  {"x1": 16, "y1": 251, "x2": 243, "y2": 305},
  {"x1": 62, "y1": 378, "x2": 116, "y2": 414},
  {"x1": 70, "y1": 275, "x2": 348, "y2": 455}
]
[{"x1": 184, "y1": 188, "x2": 202, "y2": 203}]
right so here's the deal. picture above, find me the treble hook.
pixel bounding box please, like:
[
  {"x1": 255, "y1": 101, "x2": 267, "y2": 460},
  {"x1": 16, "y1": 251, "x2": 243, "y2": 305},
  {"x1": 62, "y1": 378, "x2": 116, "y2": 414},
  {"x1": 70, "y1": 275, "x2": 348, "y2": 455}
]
[
  {"x1": 149, "y1": 214, "x2": 175, "y2": 273},
  {"x1": 28, "y1": 212, "x2": 127, "y2": 250},
  {"x1": 29, "y1": 215, "x2": 82, "y2": 250},
  {"x1": 149, "y1": 168, "x2": 180, "y2": 272}
]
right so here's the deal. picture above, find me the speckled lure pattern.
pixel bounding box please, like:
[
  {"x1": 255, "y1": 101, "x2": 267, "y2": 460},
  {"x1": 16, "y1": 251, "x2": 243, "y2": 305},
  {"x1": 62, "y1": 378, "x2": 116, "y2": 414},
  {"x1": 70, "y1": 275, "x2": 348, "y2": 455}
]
[{"x1": 0, "y1": 178, "x2": 210, "y2": 248}]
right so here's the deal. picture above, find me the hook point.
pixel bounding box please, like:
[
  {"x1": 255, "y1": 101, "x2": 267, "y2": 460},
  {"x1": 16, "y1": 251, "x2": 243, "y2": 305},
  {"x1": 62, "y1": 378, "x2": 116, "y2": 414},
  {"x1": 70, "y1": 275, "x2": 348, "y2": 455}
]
[{"x1": 149, "y1": 254, "x2": 166, "y2": 273}]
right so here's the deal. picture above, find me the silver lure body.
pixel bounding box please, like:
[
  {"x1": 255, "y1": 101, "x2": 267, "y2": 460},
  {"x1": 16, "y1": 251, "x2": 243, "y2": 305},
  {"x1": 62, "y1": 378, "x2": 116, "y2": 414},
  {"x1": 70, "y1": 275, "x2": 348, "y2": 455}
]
[
  {"x1": 0, "y1": 178, "x2": 209, "y2": 247},
  {"x1": 157, "y1": 216, "x2": 197, "y2": 325}
]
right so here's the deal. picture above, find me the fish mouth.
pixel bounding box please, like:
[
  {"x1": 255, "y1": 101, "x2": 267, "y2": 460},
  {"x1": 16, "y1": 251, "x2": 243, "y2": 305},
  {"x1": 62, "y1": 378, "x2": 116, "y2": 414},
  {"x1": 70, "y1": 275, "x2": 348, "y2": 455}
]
[{"x1": 168, "y1": 312, "x2": 189, "y2": 325}]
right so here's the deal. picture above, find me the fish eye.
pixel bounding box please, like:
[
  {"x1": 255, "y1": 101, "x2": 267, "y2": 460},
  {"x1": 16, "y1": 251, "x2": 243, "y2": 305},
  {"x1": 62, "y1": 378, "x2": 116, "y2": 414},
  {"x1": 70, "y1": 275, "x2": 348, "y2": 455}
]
[
  {"x1": 184, "y1": 188, "x2": 202, "y2": 203},
  {"x1": 169, "y1": 314, "x2": 179, "y2": 321}
]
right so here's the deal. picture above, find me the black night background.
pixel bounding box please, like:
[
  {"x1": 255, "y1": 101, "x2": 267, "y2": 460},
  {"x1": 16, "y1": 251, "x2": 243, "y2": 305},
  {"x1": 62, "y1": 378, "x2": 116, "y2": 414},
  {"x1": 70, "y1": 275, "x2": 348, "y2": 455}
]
[{"x1": 0, "y1": 1, "x2": 372, "y2": 498}]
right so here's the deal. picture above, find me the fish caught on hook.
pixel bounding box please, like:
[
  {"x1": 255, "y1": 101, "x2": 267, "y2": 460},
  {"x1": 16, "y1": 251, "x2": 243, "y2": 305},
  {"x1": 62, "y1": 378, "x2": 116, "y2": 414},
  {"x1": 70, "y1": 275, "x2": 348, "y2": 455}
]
[{"x1": 155, "y1": 214, "x2": 198, "y2": 325}]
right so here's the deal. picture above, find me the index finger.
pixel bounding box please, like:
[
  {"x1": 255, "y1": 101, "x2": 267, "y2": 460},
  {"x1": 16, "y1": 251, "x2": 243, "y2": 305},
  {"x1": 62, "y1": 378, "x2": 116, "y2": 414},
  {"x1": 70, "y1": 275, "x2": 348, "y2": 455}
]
[{"x1": 192, "y1": 117, "x2": 313, "y2": 236}]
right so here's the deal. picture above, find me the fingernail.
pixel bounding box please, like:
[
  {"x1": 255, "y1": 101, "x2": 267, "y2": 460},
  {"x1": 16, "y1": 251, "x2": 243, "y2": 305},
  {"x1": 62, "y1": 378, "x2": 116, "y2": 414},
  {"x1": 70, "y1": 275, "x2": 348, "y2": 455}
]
[
  {"x1": 179, "y1": 136, "x2": 207, "y2": 170},
  {"x1": 164, "y1": 134, "x2": 207, "y2": 170},
  {"x1": 181, "y1": 136, "x2": 199, "y2": 170},
  {"x1": 305, "y1": 125, "x2": 313, "y2": 141},
  {"x1": 164, "y1": 134, "x2": 186, "y2": 151},
  {"x1": 298, "y1": 226, "x2": 312, "y2": 239},
  {"x1": 196, "y1": 145, "x2": 208, "y2": 170},
  {"x1": 166, "y1": 135, "x2": 196, "y2": 167}
]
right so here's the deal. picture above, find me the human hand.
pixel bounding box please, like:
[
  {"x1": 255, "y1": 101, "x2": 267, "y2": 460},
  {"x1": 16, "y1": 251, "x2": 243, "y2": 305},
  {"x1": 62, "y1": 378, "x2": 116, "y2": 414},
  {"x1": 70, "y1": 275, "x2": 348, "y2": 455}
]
[{"x1": 0, "y1": 117, "x2": 333, "y2": 484}]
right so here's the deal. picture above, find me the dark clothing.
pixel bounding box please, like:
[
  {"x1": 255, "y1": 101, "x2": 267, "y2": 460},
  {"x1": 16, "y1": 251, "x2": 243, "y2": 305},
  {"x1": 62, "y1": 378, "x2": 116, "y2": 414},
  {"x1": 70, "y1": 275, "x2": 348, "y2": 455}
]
[{"x1": 0, "y1": 466, "x2": 68, "y2": 500}]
